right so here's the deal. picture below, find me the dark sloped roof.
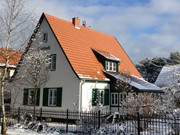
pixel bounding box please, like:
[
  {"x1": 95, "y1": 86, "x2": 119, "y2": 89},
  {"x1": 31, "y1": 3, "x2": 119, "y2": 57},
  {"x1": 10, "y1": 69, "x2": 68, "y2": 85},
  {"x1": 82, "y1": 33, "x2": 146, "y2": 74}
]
[{"x1": 106, "y1": 72, "x2": 163, "y2": 93}]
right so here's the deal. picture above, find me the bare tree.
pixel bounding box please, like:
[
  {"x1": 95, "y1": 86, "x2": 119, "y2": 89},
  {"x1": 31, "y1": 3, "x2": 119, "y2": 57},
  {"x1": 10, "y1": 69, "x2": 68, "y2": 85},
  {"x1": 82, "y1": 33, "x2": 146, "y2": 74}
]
[
  {"x1": 21, "y1": 45, "x2": 49, "y2": 120},
  {"x1": 123, "y1": 93, "x2": 156, "y2": 116},
  {"x1": 0, "y1": 0, "x2": 34, "y2": 134}
]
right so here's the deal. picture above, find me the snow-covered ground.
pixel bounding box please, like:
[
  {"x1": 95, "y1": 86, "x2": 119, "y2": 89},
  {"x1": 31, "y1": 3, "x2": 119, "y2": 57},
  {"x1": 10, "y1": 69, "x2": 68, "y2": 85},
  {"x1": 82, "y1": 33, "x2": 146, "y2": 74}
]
[
  {"x1": 0, "y1": 124, "x2": 76, "y2": 135},
  {"x1": 1, "y1": 127, "x2": 76, "y2": 135},
  {"x1": 0, "y1": 114, "x2": 179, "y2": 135}
]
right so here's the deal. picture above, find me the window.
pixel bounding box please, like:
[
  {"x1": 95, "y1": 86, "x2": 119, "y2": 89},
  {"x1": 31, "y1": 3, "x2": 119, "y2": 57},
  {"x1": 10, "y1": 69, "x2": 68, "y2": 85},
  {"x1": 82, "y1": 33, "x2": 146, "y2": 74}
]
[
  {"x1": 23, "y1": 88, "x2": 40, "y2": 106},
  {"x1": 105, "y1": 61, "x2": 117, "y2": 72},
  {"x1": 113, "y1": 62, "x2": 117, "y2": 71},
  {"x1": 43, "y1": 88, "x2": 62, "y2": 107},
  {"x1": 111, "y1": 93, "x2": 118, "y2": 105},
  {"x1": 92, "y1": 89, "x2": 109, "y2": 106},
  {"x1": 111, "y1": 92, "x2": 127, "y2": 106},
  {"x1": 49, "y1": 54, "x2": 56, "y2": 71},
  {"x1": 48, "y1": 88, "x2": 57, "y2": 106},
  {"x1": 43, "y1": 33, "x2": 48, "y2": 43}
]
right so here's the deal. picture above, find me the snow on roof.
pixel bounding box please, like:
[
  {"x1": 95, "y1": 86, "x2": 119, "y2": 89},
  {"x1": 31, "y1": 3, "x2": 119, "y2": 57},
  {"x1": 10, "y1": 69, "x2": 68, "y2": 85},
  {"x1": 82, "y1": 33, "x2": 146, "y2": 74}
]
[
  {"x1": 106, "y1": 72, "x2": 162, "y2": 93},
  {"x1": 93, "y1": 49, "x2": 120, "y2": 61},
  {"x1": 130, "y1": 76, "x2": 162, "y2": 92},
  {"x1": 155, "y1": 64, "x2": 180, "y2": 88}
]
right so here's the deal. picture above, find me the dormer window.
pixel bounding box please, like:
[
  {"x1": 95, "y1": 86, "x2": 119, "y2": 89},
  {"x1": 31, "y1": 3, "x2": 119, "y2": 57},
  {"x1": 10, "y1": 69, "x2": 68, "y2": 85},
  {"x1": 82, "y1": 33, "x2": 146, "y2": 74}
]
[
  {"x1": 43, "y1": 33, "x2": 48, "y2": 43},
  {"x1": 92, "y1": 49, "x2": 120, "y2": 72},
  {"x1": 105, "y1": 61, "x2": 117, "y2": 72}
]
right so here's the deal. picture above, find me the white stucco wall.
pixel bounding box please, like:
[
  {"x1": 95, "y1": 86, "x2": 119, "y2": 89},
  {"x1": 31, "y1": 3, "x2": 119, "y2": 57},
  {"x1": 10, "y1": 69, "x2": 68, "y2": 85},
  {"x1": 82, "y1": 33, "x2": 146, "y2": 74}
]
[
  {"x1": 11, "y1": 17, "x2": 80, "y2": 112},
  {"x1": 81, "y1": 81, "x2": 110, "y2": 112}
]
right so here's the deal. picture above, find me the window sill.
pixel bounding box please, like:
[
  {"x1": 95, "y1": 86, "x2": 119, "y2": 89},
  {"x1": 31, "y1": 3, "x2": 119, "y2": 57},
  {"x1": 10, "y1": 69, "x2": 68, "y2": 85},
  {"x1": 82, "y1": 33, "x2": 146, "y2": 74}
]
[
  {"x1": 50, "y1": 69, "x2": 56, "y2": 71},
  {"x1": 23, "y1": 104, "x2": 39, "y2": 106},
  {"x1": 44, "y1": 105, "x2": 61, "y2": 107},
  {"x1": 105, "y1": 70, "x2": 117, "y2": 73}
]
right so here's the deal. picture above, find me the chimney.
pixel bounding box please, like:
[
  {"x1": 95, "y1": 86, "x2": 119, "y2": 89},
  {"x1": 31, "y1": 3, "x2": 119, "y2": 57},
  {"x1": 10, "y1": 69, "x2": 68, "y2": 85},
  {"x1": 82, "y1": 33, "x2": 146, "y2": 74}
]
[
  {"x1": 82, "y1": 20, "x2": 86, "y2": 27},
  {"x1": 72, "y1": 17, "x2": 81, "y2": 29}
]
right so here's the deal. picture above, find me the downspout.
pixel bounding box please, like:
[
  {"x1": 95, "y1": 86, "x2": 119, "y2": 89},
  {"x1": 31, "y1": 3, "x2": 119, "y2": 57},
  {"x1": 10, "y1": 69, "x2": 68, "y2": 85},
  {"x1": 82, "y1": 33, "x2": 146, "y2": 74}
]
[{"x1": 79, "y1": 79, "x2": 85, "y2": 112}]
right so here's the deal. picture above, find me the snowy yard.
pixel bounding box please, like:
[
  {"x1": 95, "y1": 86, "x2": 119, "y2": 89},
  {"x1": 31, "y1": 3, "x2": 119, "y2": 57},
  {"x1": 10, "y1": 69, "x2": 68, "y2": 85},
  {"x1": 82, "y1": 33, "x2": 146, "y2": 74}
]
[
  {"x1": 0, "y1": 110, "x2": 180, "y2": 135},
  {"x1": 0, "y1": 125, "x2": 76, "y2": 135},
  {"x1": 0, "y1": 118, "x2": 179, "y2": 135}
]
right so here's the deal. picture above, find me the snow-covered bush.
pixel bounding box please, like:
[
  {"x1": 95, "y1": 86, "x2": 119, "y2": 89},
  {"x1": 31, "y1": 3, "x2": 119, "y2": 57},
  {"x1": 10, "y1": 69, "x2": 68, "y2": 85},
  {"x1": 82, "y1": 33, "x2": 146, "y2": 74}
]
[
  {"x1": 122, "y1": 93, "x2": 156, "y2": 116},
  {"x1": 93, "y1": 124, "x2": 127, "y2": 135}
]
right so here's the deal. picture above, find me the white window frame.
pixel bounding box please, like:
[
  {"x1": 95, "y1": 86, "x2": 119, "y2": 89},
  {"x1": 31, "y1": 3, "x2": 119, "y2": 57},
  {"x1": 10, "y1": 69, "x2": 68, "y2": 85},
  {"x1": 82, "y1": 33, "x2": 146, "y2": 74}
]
[
  {"x1": 113, "y1": 62, "x2": 117, "y2": 71},
  {"x1": 49, "y1": 54, "x2": 56, "y2": 71},
  {"x1": 106, "y1": 61, "x2": 117, "y2": 72},
  {"x1": 111, "y1": 93, "x2": 118, "y2": 106},
  {"x1": 48, "y1": 88, "x2": 57, "y2": 106}
]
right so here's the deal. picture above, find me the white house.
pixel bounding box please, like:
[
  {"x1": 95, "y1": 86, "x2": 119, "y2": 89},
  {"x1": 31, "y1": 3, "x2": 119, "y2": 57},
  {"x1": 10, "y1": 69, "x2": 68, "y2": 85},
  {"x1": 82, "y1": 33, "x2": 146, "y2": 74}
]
[{"x1": 11, "y1": 13, "x2": 161, "y2": 114}]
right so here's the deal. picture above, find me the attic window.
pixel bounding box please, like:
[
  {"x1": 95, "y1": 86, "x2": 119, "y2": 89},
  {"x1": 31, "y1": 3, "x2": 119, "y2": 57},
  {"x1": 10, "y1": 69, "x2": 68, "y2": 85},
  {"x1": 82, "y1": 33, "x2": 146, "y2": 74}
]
[
  {"x1": 43, "y1": 33, "x2": 48, "y2": 43},
  {"x1": 105, "y1": 61, "x2": 117, "y2": 72},
  {"x1": 49, "y1": 54, "x2": 56, "y2": 71}
]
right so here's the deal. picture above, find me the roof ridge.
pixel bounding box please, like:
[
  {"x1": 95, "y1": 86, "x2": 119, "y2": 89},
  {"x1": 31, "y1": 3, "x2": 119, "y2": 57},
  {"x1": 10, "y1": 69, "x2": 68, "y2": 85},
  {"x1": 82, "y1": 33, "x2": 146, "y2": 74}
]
[
  {"x1": 163, "y1": 64, "x2": 180, "y2": 68},
  {"x1": 44, "y1": 12, "x2": 115, "y2": 39}
]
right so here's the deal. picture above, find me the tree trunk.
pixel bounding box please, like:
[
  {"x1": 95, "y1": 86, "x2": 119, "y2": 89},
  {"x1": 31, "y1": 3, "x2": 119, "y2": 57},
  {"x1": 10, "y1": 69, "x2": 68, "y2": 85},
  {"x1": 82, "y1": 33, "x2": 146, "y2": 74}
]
[{"x1": 0, "y1": 68, "x2": 7, "y2": 135}]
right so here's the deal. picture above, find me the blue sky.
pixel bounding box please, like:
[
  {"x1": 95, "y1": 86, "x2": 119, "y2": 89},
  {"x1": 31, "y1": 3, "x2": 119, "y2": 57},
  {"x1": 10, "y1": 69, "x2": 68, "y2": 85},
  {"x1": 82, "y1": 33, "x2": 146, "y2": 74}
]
[{"x1": 30, "y1": 0, "x2": 180, "y2": 63}]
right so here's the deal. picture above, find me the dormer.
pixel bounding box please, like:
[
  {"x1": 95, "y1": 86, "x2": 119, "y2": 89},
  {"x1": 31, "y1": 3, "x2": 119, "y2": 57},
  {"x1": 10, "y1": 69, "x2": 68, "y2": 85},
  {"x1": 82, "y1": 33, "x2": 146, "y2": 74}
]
[{"x1": 92, "y1": 49, "x2": 120, "y2": 72}]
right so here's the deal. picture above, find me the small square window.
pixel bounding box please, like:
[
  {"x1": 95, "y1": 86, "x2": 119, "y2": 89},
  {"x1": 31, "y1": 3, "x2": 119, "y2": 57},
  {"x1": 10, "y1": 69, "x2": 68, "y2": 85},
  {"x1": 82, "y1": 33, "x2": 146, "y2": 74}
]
[{"x1": 105, "y1": 61, "x2": 117, "y2": 72}]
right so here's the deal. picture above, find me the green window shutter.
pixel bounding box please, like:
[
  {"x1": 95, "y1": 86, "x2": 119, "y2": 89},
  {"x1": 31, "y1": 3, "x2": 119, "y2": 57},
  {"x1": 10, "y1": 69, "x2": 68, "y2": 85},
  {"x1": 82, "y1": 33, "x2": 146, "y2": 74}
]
[
  {"x1": 23, "y1": 89, "x2": 28, "y2": 105},
  {"x1": 92, "y1": 89, "x2": 98, "y2": 106},
  {"x1": 57, "y1": 88, "x2": 62, "y2": 107},
  {"x1": 104, "y1": 89, "x2": 109, "y2": 105},
  {"x1": 43, "y1": 88, "x2": 48, "y2": 106},
  {"x1": 116, "y1": 62, "x2": 119, "y2": 72},
  {"x1": 36, "y1": 88, "x2": 40, "y2": 106},
  {"x1": 105, "y1": 61, "x2": 108, "y2": 70}
]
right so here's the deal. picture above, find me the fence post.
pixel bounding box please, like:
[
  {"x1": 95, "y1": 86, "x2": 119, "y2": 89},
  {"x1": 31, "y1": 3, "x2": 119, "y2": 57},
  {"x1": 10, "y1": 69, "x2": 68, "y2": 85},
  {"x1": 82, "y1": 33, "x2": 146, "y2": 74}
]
[
  {"x1": 93, "y1": 111, "x2": 96, "y2": 129},
  {"x1": 137, "y1": 112, "x2": 141, "y2": 135},
  {"x1": 66, "y1": 109, "x2": 69, "y2": 133},
  {"x1": 98, "y1": 110, "x2": 101, "y2": 129},
  {"x1": 40, "y1": 108, "x2": 42, "y2": 122},
  {"x1": 18, "y1": 107, "x2": 20, "y2": 123}
]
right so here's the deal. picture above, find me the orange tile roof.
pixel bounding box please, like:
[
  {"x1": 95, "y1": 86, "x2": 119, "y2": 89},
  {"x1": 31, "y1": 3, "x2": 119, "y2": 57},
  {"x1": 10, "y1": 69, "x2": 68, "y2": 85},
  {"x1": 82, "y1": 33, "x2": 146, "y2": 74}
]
[
  {"x1": 0, "y1": 48, "x2": 22, "y2": 67},
  {"x1": 43, "y1": 13, "x2": 142, "y2": 80}
]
